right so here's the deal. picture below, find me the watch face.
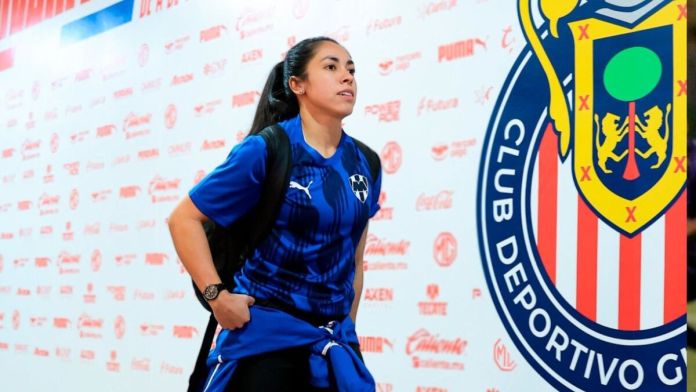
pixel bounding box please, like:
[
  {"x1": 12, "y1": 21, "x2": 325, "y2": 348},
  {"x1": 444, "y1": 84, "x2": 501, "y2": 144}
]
[{"x1": 204, "y1": 284, "x2": 219, "y2": 300}]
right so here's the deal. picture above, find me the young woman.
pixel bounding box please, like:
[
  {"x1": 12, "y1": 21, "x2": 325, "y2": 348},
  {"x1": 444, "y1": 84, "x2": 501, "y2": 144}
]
[{"x1": 168, "y1": 37, "x2": 381, "y2": 391}]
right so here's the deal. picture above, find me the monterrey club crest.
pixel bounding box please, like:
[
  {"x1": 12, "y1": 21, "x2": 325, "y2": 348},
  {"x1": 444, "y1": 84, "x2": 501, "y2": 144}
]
[
  {"x1": 477, "y1": 1, "x2": 686, "y2": 391},
  {"x1": 349, "y1": 174, "x2": 369, "y2": 203}
]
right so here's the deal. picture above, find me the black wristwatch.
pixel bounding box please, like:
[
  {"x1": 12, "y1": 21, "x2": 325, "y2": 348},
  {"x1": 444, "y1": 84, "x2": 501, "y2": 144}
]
[{"x1": 203, "y1": 283, "x2": 227, "y2": 301}]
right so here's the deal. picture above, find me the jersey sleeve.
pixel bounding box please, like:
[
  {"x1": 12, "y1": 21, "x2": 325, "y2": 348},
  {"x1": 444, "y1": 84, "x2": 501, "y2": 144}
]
[
  {"x1": 188, "y1": 135, "x2": 267, "y2": 228},
  {"x1": 368, "y1": 167, "x2": 382, "y2": 218}
]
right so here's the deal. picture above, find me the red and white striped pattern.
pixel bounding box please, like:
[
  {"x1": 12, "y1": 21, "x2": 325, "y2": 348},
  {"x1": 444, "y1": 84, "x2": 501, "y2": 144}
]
[{"x1": 530, "y1": 124, "x2": 685, "y2": 330}]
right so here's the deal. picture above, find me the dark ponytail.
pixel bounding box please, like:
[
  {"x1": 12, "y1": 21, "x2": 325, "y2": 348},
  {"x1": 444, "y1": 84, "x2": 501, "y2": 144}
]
[{"x1": 248, "y1": 36, "x2": 340, "y2": 135}]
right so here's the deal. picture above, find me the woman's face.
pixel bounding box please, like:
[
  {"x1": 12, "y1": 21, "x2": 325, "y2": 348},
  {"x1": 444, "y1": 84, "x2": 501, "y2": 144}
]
[{"x1": 295, "y1": 41, "x2": 357, "y2": 119}]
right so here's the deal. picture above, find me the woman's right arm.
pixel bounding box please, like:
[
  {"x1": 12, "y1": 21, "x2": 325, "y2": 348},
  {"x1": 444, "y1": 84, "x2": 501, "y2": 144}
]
[{"x1": 167, "y1": 195, "x2": 255, "y2": 329}]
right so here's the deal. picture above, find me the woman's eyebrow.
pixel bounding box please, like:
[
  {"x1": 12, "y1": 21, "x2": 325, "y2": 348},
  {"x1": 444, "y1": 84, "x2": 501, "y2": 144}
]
[{"x1": 321, "y1": 56, "x2": 355, "y2": 66}]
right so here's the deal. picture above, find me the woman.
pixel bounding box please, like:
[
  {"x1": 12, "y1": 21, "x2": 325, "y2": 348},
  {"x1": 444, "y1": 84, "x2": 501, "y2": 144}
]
[{"x1": 168, "y1": 37, "x2": 380, "y2": 391}]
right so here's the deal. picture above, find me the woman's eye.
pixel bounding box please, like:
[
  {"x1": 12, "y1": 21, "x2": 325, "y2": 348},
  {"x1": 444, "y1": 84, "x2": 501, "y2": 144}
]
[
  {"x1": 349, "y1": 69, "x2": 356, "y2": 75},
  {"x1": 326, "y1": 64, "x2": 336, "y2": 70}
]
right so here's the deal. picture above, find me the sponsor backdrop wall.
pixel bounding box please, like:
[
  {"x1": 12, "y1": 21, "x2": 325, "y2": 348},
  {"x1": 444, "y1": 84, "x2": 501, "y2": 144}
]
[{"x1": 0, "y1": 0, "x2": 686, "y2": 391}]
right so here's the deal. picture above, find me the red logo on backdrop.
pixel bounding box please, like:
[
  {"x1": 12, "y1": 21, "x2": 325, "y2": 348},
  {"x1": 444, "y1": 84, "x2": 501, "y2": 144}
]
[
  {"x1": 120, "y1": 185, "x2": 141, "y2": 199},
  {"x1": 65, "y1": 103, "x2": 82, "y2": 115},
  {"x1": 165, "y1": 104, "x2": 177, "y2": 129},
  {"x1": 364, "y1": 100, "x2": 400, "y2": 122},
  {"x1": 78, "y1": 313, "x2": 104, "y2": 338},
  {"x1": 194, "y1": 170, "x2": 206, "y2": 185},
  {"x1": 475, "y1": 85, "x2": 494, "y2": 105},
  {"x1": 25, "y1": 112, "x2": 36, "y2": 130},
  {"x1": 161, "y1": 361, "x2": 184, "y2": 375},
  {"x1": 138, "y1": 148, "x2": 160, "y2": 161},
  {"x1": 43, "y1": 164, "x2": 54, "y2": 183},
  {"x1": 62, "y1": 222, "x2": 74, "y2": 241},
  {"x1": 138, "y1": 43, "x2": 149, "y2": 67},
  {"x1": 171, "y1": 73, "x2": 194, "y2": 86},
  {"x1": 200, "y1": 25, "x2": 228, "y2": 42},
  {"x1": 380, "y1": 142, "x2": 402, "y2": 174},
  {"x1": 293, "y1": 0, "x2": 310, "y2": 19},
  {"x1": 35, "y1": 257, "x2": 50, "y2": 268},
  {"x1": 148, "y1": 175, "x2": 181, "y2": 203},
  {"x1": 114, "y1": 315, "x2": 126, "y2": 339},
  {"x1": 137, "y1": 220, "x2": 156, "y2": 230},
  {"x1": 406, "y1": 329, "x2": 467, "y2": 370},
  {"x1": 36, "y1": 286, "x2": 51, "y2": 296},
  {"x1": 365, "y1": 234, "x2": 410, "y2": 256},
  {"x1": 359, "y1": 336, "x2": 394, "y2": 353},
  {"x1": 364, "y1": 288, "x2": 394, "y2": 302},
  {"x1": 109, "y1": 222, "x2": 129, "y2": 233},
  {"x1": 56, "y1": 347, "x2": 70, "y2": 360},
  {"x1": 377, "y1": 51, "x2": 421, "y2": 76},
  {"x1": 416, "y1": 97, "x2": 459, "y2": 116},
  {"x1": 433, "y1": 232, "x2": 457, "y2": 267},
  {"x1": 416, "y1": 191, "x2": 454, "y2": 211},
  {"x1": 194, "y1": 99, "x2": 223, "y2": 117},
  {"x1": 12, "y1": 310, "x2": 20, "y2": 330},
  {"x1": 236, "y1": 7, "x2": 274, "y2": 39},
  {"x1": 493, "y1": 339, "x2": 517, "y2": 371},
  {"x1": 107, "y1": 350, "x2": 120, "y2": 372},
  {"x1": 132, "y1": 357, "x2": 151, "y2": 372},
  {"x1": 432, "y1": 139, "x2": 477, "y2": 161},
  {"x1": 134, "y1": 290, "x2": 155, "y2": 301},
  {"x1": 366, "y1": 16, "x2": 402, "y2": 35},
  {"x1": 140, "y1": 323, "x2": 164, "y2": 336},
  {"x1": 44, "y1": 108, "x2": 58, "y2": 122},
  {"x1": 21, "y1": 138, "x2": 40, "y2": 160},
  {"x1": 2, "y1": 148, "x2": 14, "y2": 158},
  {"x1": 373, "y1": 192, "x2": 393, "y2": 221},
  {"x1": 203, "y1": 58, "x2": 227, "y2": 77},
  {"x1": 416, "y1": 388, "x2": 448, "y2": 392},
  {"x1": 0, "y1": 255, "x2": 3, "y2": 272},
  {"x1": 173, "y1": 325, "x2": 199, "y2": 339},
  {"x1": 419, "y1": 0, "x2": 458, "y2": 18},
  {"x1": 501, "y1": 25, "x2": 516, "y2": 54},
  {"x1": 108, "y1": 286, "x2": 126, "y2": 301},
  {"x1": 97, "y1": 124, "x2": 116, "y2": 138},
  {"x1": 201, "y1": 139, "x2": 226, "y2": 151},
  {"x1": 30, "y1": 316, "x2": 47, "y2": 327},
  {"x1": 418, "y1": 284, "x2": 448, "y2": 316},
  {"x1": 145, "y1": 252, "x2": 168, "y2": 266},
  {"x1": 69, "y1": 189, "x2": 79, "y2": 210},
  {"x1": 58, "y1": 251, "x2": 80, "y2": 274},
  {"x1": 84, "y1": 222, "x2": 101, "y2": 236},
  {"x1": 438, "y1": 38, "x2": 487, "y2": 62},
  {"x1": 80, "y1": 350, "x2": 95, "y2": 361},
  {"x1": 38, "y1": 193, "x2": 60, "y2": 215},
  {"x1": 91, "y1": 249, "x2": 102, "y2": 272},
  {"x1": 113, "y1": 87, "x2": 134, "y2": 99},
  {"x1": 164, "y1": 35, "x2": 190, "y2": 54},
  {"x1": 91, "y1": 189, "x2": 112, "y2": 202},
  {"x1": 18, "y1": 200, "x2": 31, "y2": 211},
  {"x1": 63, "y1": 161, "x2": 80, "y2": 176},
  {"x1": 33, "y1": 347, "x2": 49, "y2": 357},
  {"x1": 32, "y1": 81, "x2": 40, "y2": 100},
  {"x1": 123, "y1": 112, "x2": 152, "y2": 139},
  {"x1": 115, "y1": 253, "x2": 136, "y2": 266},
  {"x1": 326, "y1": 25, "x2": 350, "y2": 43},
  {"x1": 53, "y1": 317, "x2": 71, "y2": 329},
  {"x1": 83, "y1": 283, "x2": 96, "y2": 303},
  {"x1": 376, "y1": 383, "x2": 394, "y2": 392},
  {"x1": 232, "y1": 91, "x2": 260, "y2": 108},
  {"x1": 241, "y1": 49, "x2": 263, "y2": 63}
]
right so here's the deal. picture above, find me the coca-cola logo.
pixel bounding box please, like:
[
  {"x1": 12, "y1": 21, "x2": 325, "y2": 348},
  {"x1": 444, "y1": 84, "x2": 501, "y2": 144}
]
[
  {"x1": 406, "y1": 329, "x2": 466, "y2": 356},
  {"x1": 148, "y1": 175, "x2": 181, "y2": 203},
  {"x1": 381, "y1": 142, "x2": 402, "y2": 175},
  {"x1": 416, "y1": 191, "x2": 454, "y2": 211}
]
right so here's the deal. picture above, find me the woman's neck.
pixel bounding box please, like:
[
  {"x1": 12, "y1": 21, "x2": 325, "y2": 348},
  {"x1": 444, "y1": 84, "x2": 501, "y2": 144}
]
[{"x1": 299, "y1": 107, "x2": 343, "y2": 158}]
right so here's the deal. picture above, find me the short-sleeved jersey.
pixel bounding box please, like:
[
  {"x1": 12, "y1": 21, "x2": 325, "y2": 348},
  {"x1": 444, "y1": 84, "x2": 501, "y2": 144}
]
[{"x1": 189, "y1": 114, "x2": 381, "y2": 317}]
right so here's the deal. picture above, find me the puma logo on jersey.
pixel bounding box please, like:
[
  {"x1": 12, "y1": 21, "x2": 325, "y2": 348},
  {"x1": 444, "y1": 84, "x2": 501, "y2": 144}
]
[
  {"x1": 349, "y1": 174, "x2": 368, "y2": 203},
  {"x1": 289, "y1": 180, "x2": 313, "y2": 199}
]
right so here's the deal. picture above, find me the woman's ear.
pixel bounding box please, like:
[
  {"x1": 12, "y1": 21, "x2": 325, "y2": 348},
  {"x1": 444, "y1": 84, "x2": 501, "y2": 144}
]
[{"x1": 288, "y1": 76, "x2": 305, "y2": 96}]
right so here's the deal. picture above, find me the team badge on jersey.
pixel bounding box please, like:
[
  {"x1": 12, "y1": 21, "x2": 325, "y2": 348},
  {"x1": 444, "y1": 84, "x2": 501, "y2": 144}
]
[
  {"x1": 477, "y1": 1, "x2": 686, "y2": 391},
  {"x1": 349, "y1": 174, "x2": 369, "y2": 203}
]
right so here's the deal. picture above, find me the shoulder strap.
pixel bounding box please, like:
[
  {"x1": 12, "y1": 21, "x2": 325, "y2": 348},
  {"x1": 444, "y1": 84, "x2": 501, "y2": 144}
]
[
  {"x1": 245, "y1": 124, "x2": 292, "y2": 255},
  {"x1": 352, "y1": 137, "x2": 381, "y2": 184}
]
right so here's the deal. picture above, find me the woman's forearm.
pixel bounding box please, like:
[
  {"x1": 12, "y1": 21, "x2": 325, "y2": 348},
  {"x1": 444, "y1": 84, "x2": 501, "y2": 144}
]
[{"x1": 167, "y1": 213, "x2": 220, "y2": 292}]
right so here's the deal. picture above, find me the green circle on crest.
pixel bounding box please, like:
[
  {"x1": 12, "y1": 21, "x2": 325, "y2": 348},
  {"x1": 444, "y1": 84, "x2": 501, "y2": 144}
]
[{"x1": 603, "y1": 46, "x2": 662, "y2": 102}]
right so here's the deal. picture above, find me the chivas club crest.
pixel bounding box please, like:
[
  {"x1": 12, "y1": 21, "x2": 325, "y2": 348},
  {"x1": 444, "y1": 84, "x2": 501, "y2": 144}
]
[{"x1": 477, "y1": 1, "x2": 686, "y2": 391}]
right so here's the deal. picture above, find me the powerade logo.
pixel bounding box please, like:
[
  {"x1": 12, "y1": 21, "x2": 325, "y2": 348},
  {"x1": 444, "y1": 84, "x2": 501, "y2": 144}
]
[{"x1": 477, "y1": 1, "x2": 685, "y2": 391}]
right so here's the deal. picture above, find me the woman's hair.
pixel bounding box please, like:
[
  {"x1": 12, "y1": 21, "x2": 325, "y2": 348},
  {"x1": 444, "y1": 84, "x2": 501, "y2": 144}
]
[{"x1": 248, "y1": 36, "x2": 340, "y2": 135}]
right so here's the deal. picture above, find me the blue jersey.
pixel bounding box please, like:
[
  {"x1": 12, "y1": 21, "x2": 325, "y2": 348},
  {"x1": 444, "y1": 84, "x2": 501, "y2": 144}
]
[{"x1": 189, "y1": 114, "x2": 381, "y2": 317}]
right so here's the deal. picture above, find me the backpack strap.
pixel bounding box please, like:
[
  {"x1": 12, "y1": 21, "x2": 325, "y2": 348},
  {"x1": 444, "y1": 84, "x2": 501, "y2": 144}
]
[
  {"x1": 352, "y1": 137, "x2": 381, "y2": 185},
  {"x1": 245, "y1": 124, "x2": 292, "y2": 255}
]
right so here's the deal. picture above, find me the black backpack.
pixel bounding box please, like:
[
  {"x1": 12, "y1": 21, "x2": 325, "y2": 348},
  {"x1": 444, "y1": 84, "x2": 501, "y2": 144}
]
[{"x1": 187, "y1": 124, "x2": 381, "y2": 391}]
